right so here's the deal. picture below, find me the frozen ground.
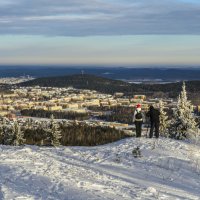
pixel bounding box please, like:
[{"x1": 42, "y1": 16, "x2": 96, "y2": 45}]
[{"x1": 0, "y1": 137, "x2": 200, "y2": 200}]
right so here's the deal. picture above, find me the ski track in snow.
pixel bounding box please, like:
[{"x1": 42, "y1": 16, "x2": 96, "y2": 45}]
[{"x1": 0, "y1": 137, "x2": 200, "y2": 200}]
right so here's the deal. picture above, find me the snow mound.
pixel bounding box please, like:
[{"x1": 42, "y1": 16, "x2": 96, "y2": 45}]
[{"x1": 0, "y1": 137, "x2": 200, "y2": 200}]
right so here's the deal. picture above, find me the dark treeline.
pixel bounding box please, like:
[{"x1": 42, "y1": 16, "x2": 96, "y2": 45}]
[
  {"x1": 22, "y1": 122, "x2": 129, "y2": 146},
  {"x1": 0, "y1": 84, "x2": 12, "y2": 93},
  {"x1": 89, "y1": 106, "x2": 135, "y2": 124},
  {"x1": 0, "y1": 118, "x2": 129, "y2": 146},
  {"x1": 19, "y1": 74, "x2": 200, "y2": 101},
  {"x1": 21, "y1": 109, "x2": 90, "y2": 120},
  {"x1": 22, "y1": 106, "x2": 137, "y2": 125},
  {"x1": 60, "y1": 123, "x2": 128, "y2": 146}
]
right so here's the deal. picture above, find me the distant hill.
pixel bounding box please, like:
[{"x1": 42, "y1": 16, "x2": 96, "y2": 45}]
[
  {"x1": 19, "y1": 74, "x2": 137, "y2": 95},
  {"x1": 1, "y1": 66, "x2": 200, "y2": 81},
  {"x1": 19, "y1": 74, "x2": 200, "y2": 101}
]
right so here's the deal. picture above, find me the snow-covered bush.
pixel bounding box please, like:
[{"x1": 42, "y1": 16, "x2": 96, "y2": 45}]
[
  {"x1": 159, "y1": 100, "x2": 170, "y2": 137},
  {"x1": 0, "y1": 118, "x2": 14, "y2": 145},
  {"x1": 170, "y1": 82, "x2": 198, "y2": 139},
  {"x1": 24, "y1": 118, "x2": 34, "y2": 129},
  {"x1": 48, "y1": 115, "x2": 62, "y2": 147},
  {"x1": 132, "y1": 146, "x2": 142, "y2": 158},
  {"x1": 12, "y1": 121, "x2": 25, "y2": 146}
]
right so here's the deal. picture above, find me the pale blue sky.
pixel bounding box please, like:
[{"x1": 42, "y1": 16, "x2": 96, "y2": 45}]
[{"x1": 0, "y1": 0, "x2": 200, "y2": 66}]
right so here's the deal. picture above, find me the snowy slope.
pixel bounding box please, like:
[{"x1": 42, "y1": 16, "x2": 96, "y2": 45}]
[{"x1": 0, "y1": 137, "x2": 200, "y2": 200}]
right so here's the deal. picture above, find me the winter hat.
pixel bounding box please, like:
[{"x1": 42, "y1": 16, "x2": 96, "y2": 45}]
[
  {"x1": 149, "y1": 105, "x2": 154, "y2": 110},
  {"x1": 136, "y1": 104, "x2": 141, "y2": 108}
]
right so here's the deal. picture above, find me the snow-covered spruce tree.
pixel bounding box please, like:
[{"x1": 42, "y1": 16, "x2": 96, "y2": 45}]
[
  {"x1": 0, "y1": 118, "x2": 14, "y2": 145},
  {"x1": 25, "y1": 118, "x2": 34, "y2": 129},
  {"x1": 170, "y1": 82, "x2": 197, "y2": 139},
  {"x1": 12, "y1": 121, "x2": 25, "y2": 146},
  {"x1": 49, "y1": 115, "x2": 62, "y2": 147},
  {"x1": 159, "y1": 100, "x2": 170, "y2": 137}
]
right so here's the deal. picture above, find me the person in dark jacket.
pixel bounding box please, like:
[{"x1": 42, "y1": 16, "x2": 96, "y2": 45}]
[
  {"x1": 146, "y1": 105, "x2": 160, "y2": 138},
  {"x1": 133, "y1": 104, "x2": 145, "y2": 137}
]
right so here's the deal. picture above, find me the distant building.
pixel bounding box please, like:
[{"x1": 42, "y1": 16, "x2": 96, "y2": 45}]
[
  {"x1": 6, "y1": 113, "x2": 16, "y2": 120},
  {"x1": 114, "y1": 92, "x2": 124, "y2": 97},
  {"x1": 134, "y1": 95, "x2": 146, "y2": 101},
  {"x1": 48, "y1": 106, "x2": 63, "y2": 111}
]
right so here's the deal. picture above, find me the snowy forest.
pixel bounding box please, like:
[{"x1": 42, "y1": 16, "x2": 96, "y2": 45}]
[{"x1": 0, "y1": 116, "x2": 128, "y2": 147}]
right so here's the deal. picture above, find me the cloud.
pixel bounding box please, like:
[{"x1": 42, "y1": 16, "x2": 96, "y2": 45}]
[{"x1": 0, "y1": 0, "x2": 199, "y2": 36}]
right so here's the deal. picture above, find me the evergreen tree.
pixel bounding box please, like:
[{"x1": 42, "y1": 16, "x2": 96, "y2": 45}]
[
  {"x1": 25, "y1": 118, "x2": 34, "y2": 129},
  {"x1": 170, "y1": 82, "x2": 197, "y2": 139},
  {"x1": 13, "y1": 121, "x2": 25, "y2": 146},
  {"x1": 159, "y1": 100, "x2": 170, "y2": 137},
  {"x1": 1, "y1": 118, "x2": 14, "y2": 145},
  {"x1": 49, "y1": 115, "x2": 62, "y2": 147}
]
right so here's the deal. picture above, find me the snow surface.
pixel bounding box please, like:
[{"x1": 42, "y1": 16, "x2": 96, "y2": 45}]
[{"x1": 0, "y1": 137, "x2": 200, "y2": 200}]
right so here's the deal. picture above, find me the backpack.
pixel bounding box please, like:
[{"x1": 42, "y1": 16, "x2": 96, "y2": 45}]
[{"x1": 135, "y1": 111, "x2": 142, "y2": 120}]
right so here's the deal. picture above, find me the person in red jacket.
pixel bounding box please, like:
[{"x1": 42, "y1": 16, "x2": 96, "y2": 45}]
[{"x1": 133, "y1": 104, "x2": 145, "y2": 137}]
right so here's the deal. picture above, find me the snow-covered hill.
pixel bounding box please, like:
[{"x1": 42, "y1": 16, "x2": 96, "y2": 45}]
[{"x1": 0, "y1": 137, "x2": 200, "y2": 200}]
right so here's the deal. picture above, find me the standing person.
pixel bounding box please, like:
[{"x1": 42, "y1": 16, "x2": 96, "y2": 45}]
[
  {"x1": 146, "y1": 105, "x2": 160, "y2": 138},
  {"x1": 133, "y1": 104, "x2": 145, "y2": 137}
]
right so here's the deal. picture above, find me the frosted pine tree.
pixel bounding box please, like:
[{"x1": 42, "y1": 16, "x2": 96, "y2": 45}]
[
  {"x1": 159, "y1": 100, "x2": 170, "y2": 137},
  {"x1": 49, "y1": 115, "x2": 62, "y2": 147},
  {"x1": 25, "y1": 118, "x2": 33, "y2": 129},
  {"x1": 170, "y1": 82, "x2": 197, "y2": 139},
  {"x1": 1, "y1": 118, "x2": 14, "y2": 145},
  {"x1": 13, "y1": 121, "x2": 25, "y2": 146}
]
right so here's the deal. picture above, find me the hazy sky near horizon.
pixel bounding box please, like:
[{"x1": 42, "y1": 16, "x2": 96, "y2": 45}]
[{"x1": 0, "y1": 0, "x2": 200, "y2": 66}]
